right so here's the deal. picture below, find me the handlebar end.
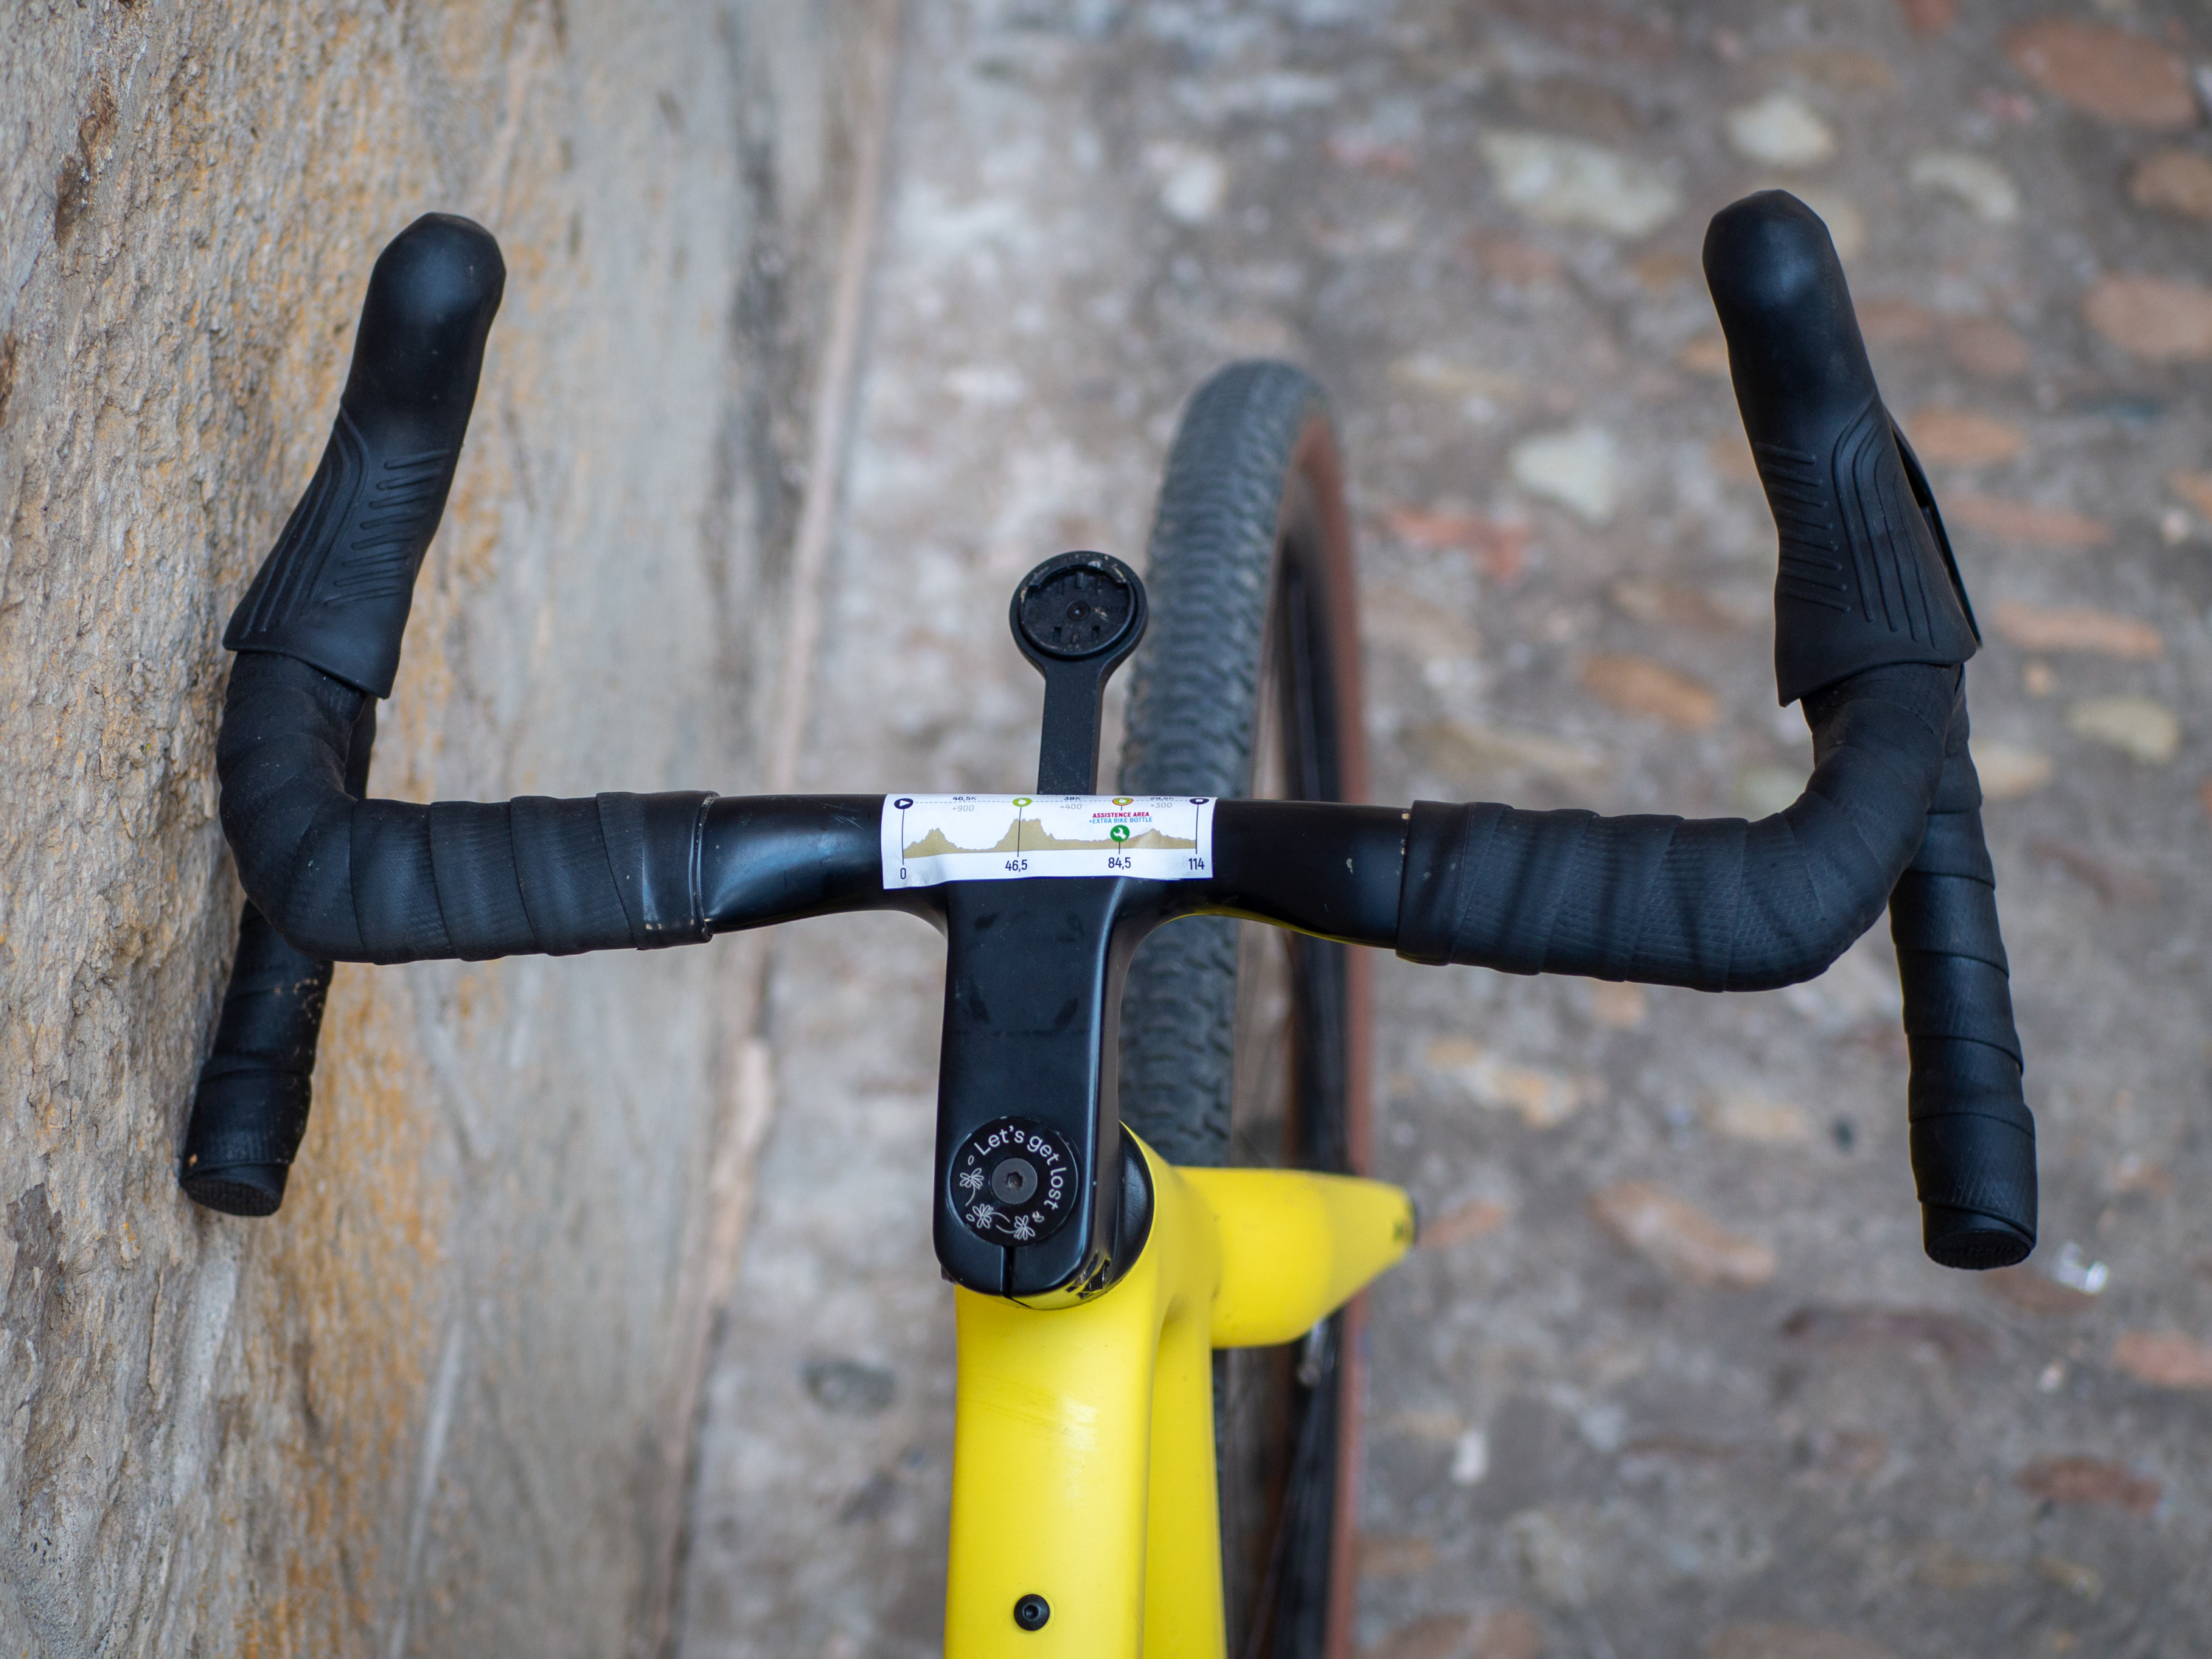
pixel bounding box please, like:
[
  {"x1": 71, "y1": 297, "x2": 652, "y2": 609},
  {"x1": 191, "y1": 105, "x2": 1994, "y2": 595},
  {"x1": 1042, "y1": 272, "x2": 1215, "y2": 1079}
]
[
  {"x1": 1907, "y1": 1101, "x2": 2037, "y2": 1271},
  {"x1": 1921, "y1": 1205, "x2": 2034, "y2": 1272},
  {"x1": 179, "y1": 1160, "x2": 291, "y2": 1220}
]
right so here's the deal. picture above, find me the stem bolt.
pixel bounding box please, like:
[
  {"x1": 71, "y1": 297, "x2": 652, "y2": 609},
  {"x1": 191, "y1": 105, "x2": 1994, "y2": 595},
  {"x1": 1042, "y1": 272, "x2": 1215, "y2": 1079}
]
[{"x1": 1014, "y1": 1593, "x2": 1051, "y2": 1631}]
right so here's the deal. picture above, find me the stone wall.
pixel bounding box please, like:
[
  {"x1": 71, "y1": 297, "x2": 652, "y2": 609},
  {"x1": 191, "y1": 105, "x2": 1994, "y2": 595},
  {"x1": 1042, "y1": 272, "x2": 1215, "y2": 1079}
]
[{"x1": 0, "y1": 2, "x2": 891, "y2": 1652}]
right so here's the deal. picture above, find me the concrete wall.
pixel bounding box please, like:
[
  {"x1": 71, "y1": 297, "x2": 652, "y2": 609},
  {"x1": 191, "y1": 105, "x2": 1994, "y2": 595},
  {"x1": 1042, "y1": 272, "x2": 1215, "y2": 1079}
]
[{"x1": 0, "y1": 2, "x2": 889, "y2": 1652}]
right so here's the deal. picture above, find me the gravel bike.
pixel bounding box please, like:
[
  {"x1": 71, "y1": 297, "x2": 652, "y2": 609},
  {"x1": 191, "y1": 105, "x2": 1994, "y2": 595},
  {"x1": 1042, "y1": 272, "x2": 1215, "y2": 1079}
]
[{"x1": 181, "y1": 191, "x2": 2035, "y2": 1658}]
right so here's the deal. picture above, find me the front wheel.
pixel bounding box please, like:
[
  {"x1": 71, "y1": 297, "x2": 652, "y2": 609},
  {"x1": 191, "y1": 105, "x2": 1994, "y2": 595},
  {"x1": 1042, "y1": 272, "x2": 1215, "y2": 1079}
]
[{"x1": 1117, "y1": 361, "x2": 1371, "y2": 1659}]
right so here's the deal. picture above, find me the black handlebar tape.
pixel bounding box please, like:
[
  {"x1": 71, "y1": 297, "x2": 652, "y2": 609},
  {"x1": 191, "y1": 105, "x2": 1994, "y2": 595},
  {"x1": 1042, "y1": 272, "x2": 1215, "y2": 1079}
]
[
  {"x1": 219, "y1": 652, "x2": 895, "y2": 964},
  {"x1": 224, "y1": 215, "x2": 505, "y2": 698},
  {"x1": 1396, "y1": 662, "x2": 1952, "y2": 990},
  {"x1": 1705, "y1": 191, "x2": 1978, "y2": 706},
  {"x1": 178, "y1": 908, "x2": 333, "y2": 1216},
  {"x1": 222, "y1": 653, "x2": 709, "y2": 961},
  {"x1": 1888, "y1": 681, "x2": 2036, "y2": 1268},
  {"x1": 178, "y1": 699, "x2": 375, "y2": 1217}
]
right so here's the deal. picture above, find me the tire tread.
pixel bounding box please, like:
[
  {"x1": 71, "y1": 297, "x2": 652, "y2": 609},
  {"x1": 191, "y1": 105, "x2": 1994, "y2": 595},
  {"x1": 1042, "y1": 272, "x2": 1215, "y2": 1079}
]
[{"x1": 1117, "y1": 361, "x2": 1330, "y2": 1168}]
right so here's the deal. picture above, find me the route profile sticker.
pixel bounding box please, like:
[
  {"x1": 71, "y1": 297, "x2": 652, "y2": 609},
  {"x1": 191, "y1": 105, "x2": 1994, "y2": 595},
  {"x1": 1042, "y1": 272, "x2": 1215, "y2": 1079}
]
[{"x1": 882, "y1": 795, "x2": 1216, "y2": 888}]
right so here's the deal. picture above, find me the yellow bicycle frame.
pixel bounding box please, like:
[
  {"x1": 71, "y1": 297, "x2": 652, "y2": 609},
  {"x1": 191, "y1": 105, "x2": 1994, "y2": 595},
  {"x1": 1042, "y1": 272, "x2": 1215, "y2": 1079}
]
[{"x1": 944, "y1": 1136, "x2": 1414, "y2": 1656}]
